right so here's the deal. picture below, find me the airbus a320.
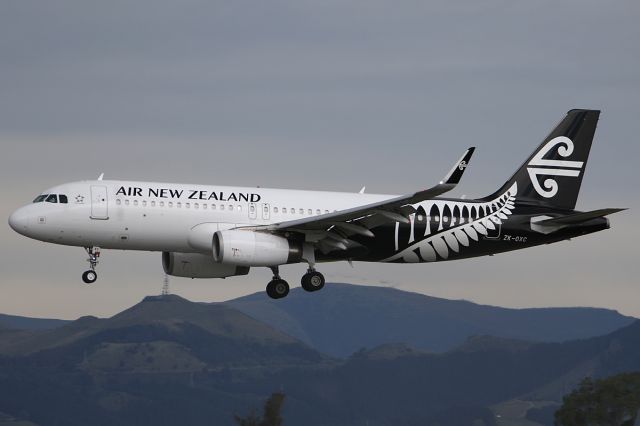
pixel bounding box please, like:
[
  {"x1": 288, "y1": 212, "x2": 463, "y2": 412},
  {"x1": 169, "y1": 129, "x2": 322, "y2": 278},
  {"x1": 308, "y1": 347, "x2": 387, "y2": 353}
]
[{"x1": 9, "y1": 109, "x2": 624, "y2": 299}]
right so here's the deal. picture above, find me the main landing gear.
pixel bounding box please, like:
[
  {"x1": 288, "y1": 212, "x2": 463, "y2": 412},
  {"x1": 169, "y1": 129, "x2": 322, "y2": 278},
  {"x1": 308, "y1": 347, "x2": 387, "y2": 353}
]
[
  {"x1": 82, "y1": 246, "x2": 100, "y2": 284},
  {"x1": 301, "y1": 268, "x2": 325, "y2": 292},
  {"x1": 266, "y1": 266, "x2": 289, "y2": 299},
  {"x1": 265, "y1": 266, "x2": 326, "y2": 299}
]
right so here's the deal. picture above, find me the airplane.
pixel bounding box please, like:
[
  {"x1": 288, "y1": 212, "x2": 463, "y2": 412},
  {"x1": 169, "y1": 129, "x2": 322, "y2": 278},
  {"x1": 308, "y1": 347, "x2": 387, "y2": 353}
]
[{"x1": 8, "y1": 109, "x2": 625, "y2": 299}]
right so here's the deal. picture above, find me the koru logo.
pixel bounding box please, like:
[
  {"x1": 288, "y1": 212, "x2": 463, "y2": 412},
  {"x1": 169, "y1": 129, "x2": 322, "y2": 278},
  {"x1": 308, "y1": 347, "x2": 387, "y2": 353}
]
[
  {"x1": 458, "y1": 160, "x2": 467, "y2": 171},
  {"x1": 526, "y1": 136, "x2": 583, "y2": 198}
]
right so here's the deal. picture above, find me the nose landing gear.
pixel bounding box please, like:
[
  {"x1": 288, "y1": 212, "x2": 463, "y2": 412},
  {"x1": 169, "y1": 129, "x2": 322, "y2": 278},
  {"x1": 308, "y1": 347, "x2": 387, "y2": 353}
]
[
  {"x1": 82, "y1": 270, "x2": 97, "y2": 284},
  {"x1": 82, "y1": 246, "x2": 100, "y2": 284}
]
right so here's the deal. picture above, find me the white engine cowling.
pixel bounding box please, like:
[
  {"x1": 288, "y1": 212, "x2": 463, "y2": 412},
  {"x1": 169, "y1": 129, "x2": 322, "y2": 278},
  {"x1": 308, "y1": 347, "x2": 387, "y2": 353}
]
[
  {"x1": 162, "y1": 252, "x2": 249, "y2": 278},
  {"x1": 212, "y1": 230, "x2": 302, "y2": 267}
]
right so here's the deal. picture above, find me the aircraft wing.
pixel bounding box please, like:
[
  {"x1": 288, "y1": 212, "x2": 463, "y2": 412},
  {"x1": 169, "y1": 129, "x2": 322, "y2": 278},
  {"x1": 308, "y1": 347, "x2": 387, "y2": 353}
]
[{"x1": 245, "y1": 147, "x2": 475, "y2": 249}]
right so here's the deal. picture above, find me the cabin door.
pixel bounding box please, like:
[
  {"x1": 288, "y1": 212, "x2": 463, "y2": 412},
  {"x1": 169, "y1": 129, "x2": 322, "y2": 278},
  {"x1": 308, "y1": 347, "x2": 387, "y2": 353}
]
[{"x1": 90, "y1": 185, "x2": 109, "y2": 220}]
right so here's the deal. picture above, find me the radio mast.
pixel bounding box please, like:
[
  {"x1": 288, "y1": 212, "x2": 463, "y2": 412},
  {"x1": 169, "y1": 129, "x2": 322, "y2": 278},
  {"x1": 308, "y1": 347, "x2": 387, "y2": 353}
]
[{"x1": 162, "y1": 274, "x2": 170, "y2": 296}]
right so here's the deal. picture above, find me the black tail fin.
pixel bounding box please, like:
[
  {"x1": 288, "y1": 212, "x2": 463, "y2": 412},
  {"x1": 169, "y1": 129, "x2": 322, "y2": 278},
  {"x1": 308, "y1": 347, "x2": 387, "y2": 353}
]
[{"x1": 486, "y1": 109, "x2": 600, "y2": 210}]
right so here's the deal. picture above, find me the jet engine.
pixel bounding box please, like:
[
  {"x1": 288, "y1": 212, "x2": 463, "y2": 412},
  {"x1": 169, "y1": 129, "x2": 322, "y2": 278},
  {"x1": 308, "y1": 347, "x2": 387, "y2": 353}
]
[
  {"x1": 212, "y1": 230, "x2": 302, "y2": 267},
  {"x1": 162, "y1": 252, "x2": 249, "y2": 278}
]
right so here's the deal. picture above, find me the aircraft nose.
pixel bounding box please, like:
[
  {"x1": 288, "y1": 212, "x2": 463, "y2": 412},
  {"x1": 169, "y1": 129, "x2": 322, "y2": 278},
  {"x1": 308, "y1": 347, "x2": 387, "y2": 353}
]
[{"x1": 8, "y1": 208, "x2": 27, "y2": 234}]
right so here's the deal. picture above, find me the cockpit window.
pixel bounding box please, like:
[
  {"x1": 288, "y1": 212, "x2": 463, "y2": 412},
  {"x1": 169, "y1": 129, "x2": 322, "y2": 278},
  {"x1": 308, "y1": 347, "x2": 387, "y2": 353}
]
[{"x1": 33, "y1": 194, "x2": 67, "y2": 203}]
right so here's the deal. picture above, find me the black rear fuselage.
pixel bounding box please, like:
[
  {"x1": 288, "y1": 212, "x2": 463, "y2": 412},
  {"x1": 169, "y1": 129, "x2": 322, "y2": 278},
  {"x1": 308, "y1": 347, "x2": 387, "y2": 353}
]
[
  {"x1": 318, "y1": 109, "x2": 615, "y2": 264},
  {"x1": 328, "y1": 194, "x2": 609, "y2": 263}
]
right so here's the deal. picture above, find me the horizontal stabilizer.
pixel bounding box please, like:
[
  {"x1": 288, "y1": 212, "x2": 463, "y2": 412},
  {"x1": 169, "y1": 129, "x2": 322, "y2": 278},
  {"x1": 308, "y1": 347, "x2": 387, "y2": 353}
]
[{"x1": 536, "y1": 208, "x2": 626, "y2": 226}]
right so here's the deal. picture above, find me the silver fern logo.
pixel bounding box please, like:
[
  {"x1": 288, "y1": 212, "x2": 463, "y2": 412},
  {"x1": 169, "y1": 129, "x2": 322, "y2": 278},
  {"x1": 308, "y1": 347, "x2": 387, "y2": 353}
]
[
  {"x1": 527, "y1": 136, "x2": 584, "y2": 198},
  {"x1": 383, "y1": 183, "x2": 517, "y2": 263}
]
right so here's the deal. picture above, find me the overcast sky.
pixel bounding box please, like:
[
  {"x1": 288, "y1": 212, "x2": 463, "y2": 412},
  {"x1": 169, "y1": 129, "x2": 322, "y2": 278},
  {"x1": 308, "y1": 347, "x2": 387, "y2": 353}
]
[{"x1": 1, "y1": 0, "x2": 638, "y2": 319}]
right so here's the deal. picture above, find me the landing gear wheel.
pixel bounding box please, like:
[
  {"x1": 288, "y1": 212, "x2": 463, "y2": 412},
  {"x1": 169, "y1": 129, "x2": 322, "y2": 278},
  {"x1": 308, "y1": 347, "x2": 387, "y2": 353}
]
[
  {"x1": 82, "y1": 270, "x2": 97, "y2": 284},
  {"x1": 301, "y1": 271, "x2": 325, "y2": 292},
  {"x1": 266, "y1": 279, "x2": 290, "y2": 299},
  {"x1": 82, "y1": 246, "x2": 100, "y2": 285}
]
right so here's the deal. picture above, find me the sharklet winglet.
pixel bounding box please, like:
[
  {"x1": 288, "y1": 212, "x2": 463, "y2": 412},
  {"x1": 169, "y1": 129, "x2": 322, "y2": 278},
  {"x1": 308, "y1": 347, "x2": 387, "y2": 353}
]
[{"x1": 442, "y1": 147, "x2": 475, "y2": 186}]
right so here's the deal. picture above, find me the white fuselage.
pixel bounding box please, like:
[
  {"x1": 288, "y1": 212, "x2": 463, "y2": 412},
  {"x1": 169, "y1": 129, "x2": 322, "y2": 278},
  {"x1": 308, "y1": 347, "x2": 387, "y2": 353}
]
[{"x1": 9, "y1": 180, "x2": 394, "y2": 254}]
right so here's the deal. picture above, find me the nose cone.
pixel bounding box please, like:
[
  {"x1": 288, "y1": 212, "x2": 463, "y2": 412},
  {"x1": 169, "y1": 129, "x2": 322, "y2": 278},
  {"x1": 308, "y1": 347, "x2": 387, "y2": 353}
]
[{"x1": 8, "y1": 208, "x2": 27, "y2": 235}]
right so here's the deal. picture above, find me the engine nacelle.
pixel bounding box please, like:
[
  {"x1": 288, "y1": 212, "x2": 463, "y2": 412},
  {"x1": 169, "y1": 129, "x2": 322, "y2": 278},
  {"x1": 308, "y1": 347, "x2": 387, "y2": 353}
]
[
  {"x1": 162, "y1": 252, "x2": 249, "y2": 278},
  {"x1": 212, "y1": 230, "x2": 302, "y2": 267}
]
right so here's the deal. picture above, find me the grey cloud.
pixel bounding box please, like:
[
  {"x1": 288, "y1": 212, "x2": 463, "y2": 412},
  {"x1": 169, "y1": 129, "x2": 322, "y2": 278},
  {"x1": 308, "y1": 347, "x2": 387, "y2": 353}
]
[{"x1": 0, "y1": 0, "x2": 638, "y2": 318}]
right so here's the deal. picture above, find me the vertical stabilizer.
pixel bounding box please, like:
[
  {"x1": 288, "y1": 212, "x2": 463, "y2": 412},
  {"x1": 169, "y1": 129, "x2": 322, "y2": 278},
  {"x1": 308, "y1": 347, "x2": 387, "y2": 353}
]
[{"x1": 487, "y1": 109, "x2": 600, "y2": 210}]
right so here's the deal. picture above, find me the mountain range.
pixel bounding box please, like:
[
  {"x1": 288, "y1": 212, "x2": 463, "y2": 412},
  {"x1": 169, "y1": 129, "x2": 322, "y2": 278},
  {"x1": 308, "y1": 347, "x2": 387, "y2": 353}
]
[
  {"x1": 0, "y1": 313, "x2": 66, "y2": 331},
  {"x1": 0, "y1": 283, "x2": 637, "y2": 426},
  {"x1": 227, "y1": 283, "x2": 636, "y2": 356}
]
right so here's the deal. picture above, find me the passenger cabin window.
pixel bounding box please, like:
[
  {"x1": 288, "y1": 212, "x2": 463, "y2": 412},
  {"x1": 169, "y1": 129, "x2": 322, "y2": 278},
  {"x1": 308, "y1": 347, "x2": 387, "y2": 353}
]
[{"x1": 45, "y1": 194, "x2": 57, "y2": 203}]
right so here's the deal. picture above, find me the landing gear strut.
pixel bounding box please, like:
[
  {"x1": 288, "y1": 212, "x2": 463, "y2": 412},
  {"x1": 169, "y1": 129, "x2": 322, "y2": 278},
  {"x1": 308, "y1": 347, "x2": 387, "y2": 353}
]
[
  {"x1": 266, "y1": 266, "x2": 289, "y2": 299},
  {"x1": 301, "y1": 268, "x2": 325, "y2": 292},
  {"x1": 82, "y1": 246, "x2": 100, "y2": 284}
]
